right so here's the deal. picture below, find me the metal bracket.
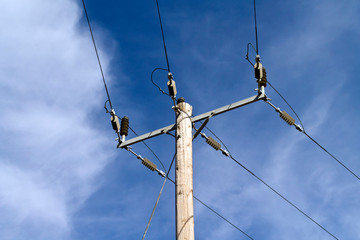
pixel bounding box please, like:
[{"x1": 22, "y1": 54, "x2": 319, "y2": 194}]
[{"x1": 118, "y1": 93, "x2": 266, "y2": 148}]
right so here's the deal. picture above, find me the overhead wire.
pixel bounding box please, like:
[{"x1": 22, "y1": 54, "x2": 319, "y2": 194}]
[
  {"x1": 304, "y1": 131, "x2": 360, "y2": 181},
  {"x1": 82, "y1": 1, "x2": 256, "y2": 239},
  {"x1": 253, "y1": 0, "x2": 259, "y2": 54},
  {"x1": 155, "y1": 0, "x2": 171, "y2": 73},
  {"x1": 128, "y1": 125, "x2": 167, "y2": 172},
  {"x1": 267, "y1": 81, "x2": 305, "y2": 131},
  {"x1": 81, "y1": 0, "x2": 168, "y2": 172},
  {"x1": 202, "y1": 127, "x2": 339, "y2": 240},
  {"x1": 142, "y1": 177, "x2": 167, "y2": 240},
  {"x1": 251, "y1": 0, "x2": 358, "y2": 182},
  {"x1": 141, "y1": 150, "x2": 253, "y2": 240},
  {"x1": 165, "y1": 176, "x2": 254, "y2": 240},
  {"x1": 81, "y1": 0, "x2": 113, "y2": 110},
  {"x1": 151, "y1": 67, "x2": 172, "y2": 97},
  {"x1": 266, "y1": 81, "x2": 360, "y2": 181}
]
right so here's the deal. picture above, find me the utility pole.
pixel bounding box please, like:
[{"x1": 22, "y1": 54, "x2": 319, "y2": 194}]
[
  {"x1": 175, "y1": 98, "x2": 195, "y2": 240},
  {"x1": 118, "y1": 92, "x2": 266, "y2": 239}
]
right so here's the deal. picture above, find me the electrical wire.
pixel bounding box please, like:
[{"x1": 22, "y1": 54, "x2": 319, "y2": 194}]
[
  {"x1": 155, "y1": 0, "x2": 171, "y2": 73},
  {"x1": 80, "y1": 3, "x2": 250, "y2": 238},
  {"x1": 166, "y1": 151, "x2": 176, "y2": 179},
  {"x1": 267, "y1": 81, "x2": 305, "y2": 131},
  {"x1": 202, "y1": 128, "x2": 339, "y2": 240},
  {"x1": 81, "y1": 0, "x2": 113, "y2": 110},
  {"x1": 165, "y1": 176, "x2": 254, "y2": 240},
  {"x1": 304, "y1": 131, "x2": 360, "y2": 181},
  {"x1": 192, "y1": 195, "x2": 254, "y2": 240},
  {"x1": 142, "y1": 177, "x2": 167, "y2": 240},
  {"x1": 266, "y1": 81, "x2": 360, "y2": 181},
  {"x1": 151, "y1": 67, "x2": 172, "y2": 97},
  {"x1": 228, "y1": 154, "x2": 338, "y2": 240},
  {"x1": 81, "y1": 0, "x2": 169, "y2": 173},
  {"x1": 253, "y1": 0, "x2": 259, "y2": 55},
  {"x1": 128, "y1": 125, "x2": 167, "y2": 172}
]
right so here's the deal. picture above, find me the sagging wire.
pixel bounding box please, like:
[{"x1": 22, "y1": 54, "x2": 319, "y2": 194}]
[
  {"x1": 155, "y1": 0, "x2": 171, "y2": 73},
  {"x1": 267, "y1": 81, "x2": 305, "y2": 131},
  {"x1": 81, "y1": 0, "x2": 114, "y2": 110},
  {"x1": 165, "y1": 175, "x2": 254, "y2": 240},
  {"x1": 199, "y1": 127, "x2": 339, "y2": 240},
  {"x1": 265, "y1": 97, "x2": 360, "y2": 181},
  {"x1": 141, "y1": 151, "x2": 177, "y2": 240},
  {"x1": 153, "y1": 0, "x2": 178, "y2": 106},
  {"x1": 142, "y1": 177, "x2": 167, "y2": 240},
  {"x1": 253, "y1": 0, "x2": 259, "y2": 55}
]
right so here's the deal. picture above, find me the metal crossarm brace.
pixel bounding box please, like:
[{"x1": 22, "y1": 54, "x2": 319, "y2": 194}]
[{"x1": 118, "y1": 93, "x2": 266, "y2": 148}]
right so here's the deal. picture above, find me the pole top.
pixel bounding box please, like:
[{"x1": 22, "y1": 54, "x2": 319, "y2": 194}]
[{"x1": 177, "y1": 97, "x2": 185, "y2": 104}]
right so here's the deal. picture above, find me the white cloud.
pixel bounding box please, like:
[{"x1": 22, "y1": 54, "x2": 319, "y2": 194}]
[{"x1": 0, "y1": 0, "x2": 115, "y2": 239}]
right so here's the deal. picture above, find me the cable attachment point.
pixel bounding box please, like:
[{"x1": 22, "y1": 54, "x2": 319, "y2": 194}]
[
  {"x1": 120, "y1": 116, "x2": 129, "y2": 142},
  {"x1": 200, "y1": 132, "x2": 229, "y2": 157},
  {"x1": 265, "y1": 100, "x2": 303, "y2": 132},
  {"x1": 167, "y1": 72, "x2": 177, "y2": 99},
  {"x1": 124, "y1": 147, "x2": 166, "y2": 177},
  {"x1": 254, "y1": 55, "x2": 267, "y2": 94}
]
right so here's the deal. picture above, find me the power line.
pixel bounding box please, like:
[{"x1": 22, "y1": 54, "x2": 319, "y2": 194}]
[
  {"x1": 155, "y1": 0, "x2": 171, "y2": 73},
  {"x1": 253, "y1": 0, "x2": 259, "y2": 55},
  {"x1": 81, "y1": 0, "x2": 113, "y2": 110},
  {"x1": 266, "y1": 81, "x2": 360, "y2": 181},
  {"x1": 267, "y1": 80, "x2": 305, "y2": 131},
  {"x1": 139, "y1": 151, "x2": 253, "y2": 240},
  {"x1": 81, "y1": 2, "x2": 167, "y2": 173},
  {"x1": 151, "y1": 67, "x2": 172, "y2": 97},
  {"x1": 128, "y1": 125, "x2": 167, "y2": 172},
  {"x1": 165, "y1": 176, "x2": 254, "y2": 240},
  {"x1": 142, "y1": 177, "x2": 167, "y2": 240},
  {"x1": 202, "y1": 128, "x2": 339, "y2": 240},
  {"x1": 192, "y1": 195, "x2": 254, "y2": 240},
  {"x1": 228, "y1": 155, "x2": 338, "y2": 240},
  {"x1": 304, "y1": 131, "x2": 360, "y2": 181}
]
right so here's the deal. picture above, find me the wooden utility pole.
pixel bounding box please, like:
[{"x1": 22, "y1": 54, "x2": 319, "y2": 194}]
[
  {"x1": 118, "y1": 93, "x2": 266, "y2": 239},
  {"x1": 175, "y1": 99, "x2": 195, "y2": 240}
]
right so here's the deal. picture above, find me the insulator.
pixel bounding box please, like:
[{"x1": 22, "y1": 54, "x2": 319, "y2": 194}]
[
  {"x1": 120, "y1": 116, "x2": 129, "y2": 136},
  {"x1": 111, "y1": 114, "x2": 120, "y2": 132},
  {"x1": 254, "y1": 62, "x2": 263, "y2": 79},
  {"x1": 261, "y1": 67, "x2": 267, "y2": 87},
  {"x1": 280, "y1": 111, "x2": 295, "y2": 126},
  {"x1": 142, "y1": 158, "x2": 157, "y2": 172},
  {"x1": 167, "y1": 79, "x2": 177, "y2": 98},
  {"x1": 206, "y1": 136, "x2": 221, "y2": 151}
]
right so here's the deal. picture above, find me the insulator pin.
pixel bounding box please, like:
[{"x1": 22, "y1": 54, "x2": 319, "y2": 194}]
[
  {"x1": 206, "y1": 136, "x2": 221, "y2": 151},
  {"x1": 280, "y1": 111, "x2": 295, "y2": 126},
  {"x1": 111, "y1": 114, "x2": 120, "y2": 132},
  {"x1": 120, "y1": 117, "x2": 129, "y2": 137},
  {"x1": 142, "y1": 158, "x2": 157, "y2": 172}
]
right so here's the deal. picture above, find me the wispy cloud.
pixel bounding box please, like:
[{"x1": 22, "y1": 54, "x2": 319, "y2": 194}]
[{"x1": 0, "y1": 0, "x2": 115, "y2": 239}]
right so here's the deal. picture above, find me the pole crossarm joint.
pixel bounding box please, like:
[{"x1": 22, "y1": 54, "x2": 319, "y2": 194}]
[{"x1": 118, "y1": 93, "x2": 266, "y2": 148}]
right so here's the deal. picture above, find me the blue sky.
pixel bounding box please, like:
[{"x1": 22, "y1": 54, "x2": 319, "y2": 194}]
[{"x1": 1, "y1": 0, "x2": 360, "y2": 239}]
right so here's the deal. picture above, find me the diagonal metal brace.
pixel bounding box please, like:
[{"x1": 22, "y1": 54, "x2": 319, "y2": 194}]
[{"x1": 118, "y1": 93, "x2": 266, "y2": 148}]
